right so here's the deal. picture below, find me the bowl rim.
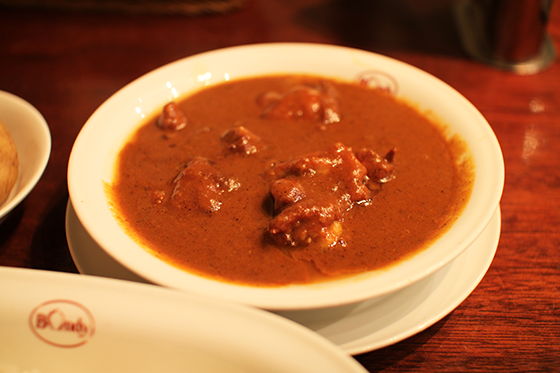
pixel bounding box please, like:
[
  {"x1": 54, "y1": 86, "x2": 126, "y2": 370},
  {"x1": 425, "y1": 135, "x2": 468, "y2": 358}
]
[
  {"x1": 68, "y1": 42, "x2": 505, "y2": 310},
  {"x1": 0, "y1": 90, "x2": 51, "y2": 221}
]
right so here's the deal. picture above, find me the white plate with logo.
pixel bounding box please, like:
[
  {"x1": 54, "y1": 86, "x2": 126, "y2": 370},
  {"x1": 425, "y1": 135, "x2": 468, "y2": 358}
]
[{"x1": 0, "y1": 266, "x2": 367, "y2": 373}]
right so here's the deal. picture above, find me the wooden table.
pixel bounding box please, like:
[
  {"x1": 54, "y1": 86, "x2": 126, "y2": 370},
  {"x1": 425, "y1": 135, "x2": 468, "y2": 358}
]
[{"x1": 1, "y1": 0, "x2": 559, "y2": 371}]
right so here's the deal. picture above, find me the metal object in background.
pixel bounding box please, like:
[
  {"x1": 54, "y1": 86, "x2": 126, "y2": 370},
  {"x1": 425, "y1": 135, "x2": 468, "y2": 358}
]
[{"x1": 454, "y1": 0, "x2": 557, "y2": 74}]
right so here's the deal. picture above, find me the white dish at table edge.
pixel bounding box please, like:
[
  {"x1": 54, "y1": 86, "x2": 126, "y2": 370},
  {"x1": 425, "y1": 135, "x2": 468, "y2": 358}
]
[
  {"x1": 0, "y1": 266, "x2": 368, "y2": 373},
  {"x1": 66, "y1": 201, "x2": 501, "y2": 355},
  {"x1": 67, "y1": 42, "x2": 504, "y2": 310},
  {"x1": 0, "y1": 90, "x2": 51, "y2": 222}
]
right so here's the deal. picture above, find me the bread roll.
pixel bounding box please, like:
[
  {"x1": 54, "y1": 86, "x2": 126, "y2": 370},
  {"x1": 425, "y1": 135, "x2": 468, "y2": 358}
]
[{"x1": 0, "y1": 118, "x2": 18, "y2": 205}]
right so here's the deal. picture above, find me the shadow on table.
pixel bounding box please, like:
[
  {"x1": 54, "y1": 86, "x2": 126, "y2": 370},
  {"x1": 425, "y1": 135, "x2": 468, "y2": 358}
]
[
  {"x1": 0, "y1": 204, "x2": 24, "y2": 258},
  {"x1": 30, "y1": 189, "x2": 79, "y2": 273},
  {"x1": 354, "y1": 313, "x2": 452, "y2": 371}
]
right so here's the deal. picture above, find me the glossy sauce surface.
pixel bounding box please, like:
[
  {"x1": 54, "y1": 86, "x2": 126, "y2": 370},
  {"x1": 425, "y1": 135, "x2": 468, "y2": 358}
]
[{"x1": 110, "y1": 75, "x2": 473, "y2": 286}]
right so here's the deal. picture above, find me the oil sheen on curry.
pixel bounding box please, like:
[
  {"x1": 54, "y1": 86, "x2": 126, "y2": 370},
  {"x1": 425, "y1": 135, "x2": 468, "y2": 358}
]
[{"x1": 109, "y1": 74, "x2": 474, "y2": 286}]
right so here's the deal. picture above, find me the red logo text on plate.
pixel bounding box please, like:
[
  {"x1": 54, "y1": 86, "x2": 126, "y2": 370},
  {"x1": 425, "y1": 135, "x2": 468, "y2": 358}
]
[{"x1": 29, "y1": 299, "x2": 96, "y2": 348}]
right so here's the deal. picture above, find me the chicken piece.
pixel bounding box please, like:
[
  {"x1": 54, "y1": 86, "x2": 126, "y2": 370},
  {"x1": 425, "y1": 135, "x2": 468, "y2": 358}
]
[
  {"x1": 356, "y1": 147, "x2": 396, "y2": 184},
  {"x1": 157, "y1": 102, "x2": 188, "y2": 131},
  {"x1": 270, "y1": 178, "x2": 306, "y2": 211},
  {"x1": 267, "y1": 143, "x2": 371, "y2": 248},
  {"x1": 171, "y1": 157, "x2": 240, "y2": 213},
  {"x1": 222, "y1": 126, "x2": 262, "y2": 155},
  {"x1": 270, "y1": 143, "x2": 371, "y2": 203},
  {"x1": 269, "y1": 201, "x2": 344, "y2": 247},
  {"x1": 258, "y1": 81, "x2": 341, "y2": 126}
]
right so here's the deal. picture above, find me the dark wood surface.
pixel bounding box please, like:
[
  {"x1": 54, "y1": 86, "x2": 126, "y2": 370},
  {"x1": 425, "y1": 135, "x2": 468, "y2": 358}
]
[{"x1": 1, "y1": 0, "x2": 559, "y2": 371}]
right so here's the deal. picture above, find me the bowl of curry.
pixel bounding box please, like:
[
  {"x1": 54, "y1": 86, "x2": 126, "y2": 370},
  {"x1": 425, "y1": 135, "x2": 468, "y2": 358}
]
[{"x1": 68, "y1": 43, "x2": 504, "y2": 310}]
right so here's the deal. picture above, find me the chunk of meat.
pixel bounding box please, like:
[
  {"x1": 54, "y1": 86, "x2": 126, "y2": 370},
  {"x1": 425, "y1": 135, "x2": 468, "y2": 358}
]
[
  {"x1": 356, "y1": 147, "x2": 396, "y2": 184},
  {"x1": 171, "y1": 157, "x2": 240, "y2": 213},
  {"x1": 270, "y1": 178, "x2": 306, "y2": 211},
  {"x1": 269, "y1": 142, "x2": 371, "y2": 203},
  {"x1": 222, "y1": 126, "x2": 262, "y2": 155},
  {"x1": 269, "y1": 202, "x2": 344, "y2": 247},
  {"x1": 157, "y1": 102, "x2": 188, "y2": 131},
  {"x1": 267, "y1": 143, "x2": 371, "y2": 247},
  {"x1": 257, "y1": 81, "x2": 341, "y2": 126}
]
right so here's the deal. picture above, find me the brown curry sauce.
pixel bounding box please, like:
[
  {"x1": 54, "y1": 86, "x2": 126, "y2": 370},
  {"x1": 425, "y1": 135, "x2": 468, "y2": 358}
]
[{"x1": 109, "y1": 75, "x2": 474, "y2": 286}]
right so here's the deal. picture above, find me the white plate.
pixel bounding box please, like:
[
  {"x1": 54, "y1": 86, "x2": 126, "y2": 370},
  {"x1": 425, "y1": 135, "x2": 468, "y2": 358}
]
[
  {"x1": 66, "y1": 201, "x2": 500, "y2": 355},
  {"x1": 0, "y1": 90, "x2": 51, "y2": 222},
  {"x1": 0, "y1": 266, "x2": 367, "y2": 373}
]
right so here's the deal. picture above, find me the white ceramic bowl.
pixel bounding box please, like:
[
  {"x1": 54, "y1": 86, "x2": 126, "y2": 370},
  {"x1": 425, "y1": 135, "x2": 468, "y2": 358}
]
[
  {"x1": 0, "y1": 91, "x2": 51, "y2": 222},
  {"x1": 0, "y1": 266, "x2": 368, "y2": 373},
  {"x1": 68, "y1": 43, "x2": 504, "y2": 310}
]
